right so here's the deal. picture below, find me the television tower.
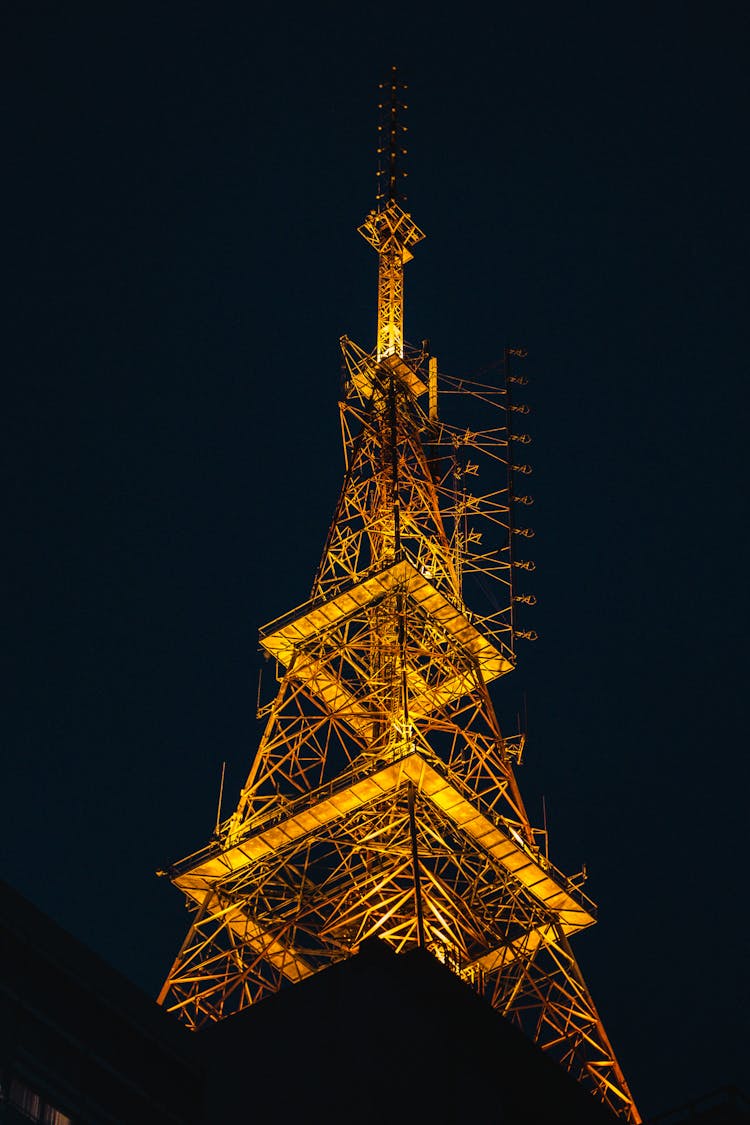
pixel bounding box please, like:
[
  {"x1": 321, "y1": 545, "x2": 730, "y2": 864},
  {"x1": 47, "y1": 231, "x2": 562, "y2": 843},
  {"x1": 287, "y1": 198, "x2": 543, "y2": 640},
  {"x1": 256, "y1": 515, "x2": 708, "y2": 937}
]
[{"x1": 158, "y1": 70, "x2": 640, "y2": 1122}]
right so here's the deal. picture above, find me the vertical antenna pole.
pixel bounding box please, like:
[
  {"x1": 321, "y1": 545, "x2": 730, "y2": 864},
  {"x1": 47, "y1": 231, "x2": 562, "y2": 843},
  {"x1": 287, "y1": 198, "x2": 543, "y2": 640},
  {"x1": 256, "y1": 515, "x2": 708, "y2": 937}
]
[
  {"x1": 215, "y1": 761, "x2": 226, "y2": 835},
  {"x1": 505, "y1": 347, "x2": 517, "y2": 642},
  {"x1": 408, "y1": 782, "x2": 426, "y2": 949},
  {"x1": 429, "y1": 355, "x2": 438, "y2": 422},
  {"x1": 376, "y1": 65, "x2": 408, "y2": 209},
  {"x1": 542, "y1": 794, "x2": 549, "y2": 861}
]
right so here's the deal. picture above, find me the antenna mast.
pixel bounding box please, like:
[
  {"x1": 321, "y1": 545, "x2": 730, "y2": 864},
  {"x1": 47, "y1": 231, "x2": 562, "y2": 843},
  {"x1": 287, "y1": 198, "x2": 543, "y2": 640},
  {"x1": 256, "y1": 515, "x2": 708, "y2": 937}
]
[{"x1": 359, "y1": 66, "x2": 424, "y2": 362}]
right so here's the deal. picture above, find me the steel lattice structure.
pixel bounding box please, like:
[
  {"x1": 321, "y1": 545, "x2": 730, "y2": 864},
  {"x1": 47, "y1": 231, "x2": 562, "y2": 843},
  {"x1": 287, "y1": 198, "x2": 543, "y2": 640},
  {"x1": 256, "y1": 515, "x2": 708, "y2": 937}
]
[{"x1": 159, "y1": 70, "x2": 640, "y2": 1123}]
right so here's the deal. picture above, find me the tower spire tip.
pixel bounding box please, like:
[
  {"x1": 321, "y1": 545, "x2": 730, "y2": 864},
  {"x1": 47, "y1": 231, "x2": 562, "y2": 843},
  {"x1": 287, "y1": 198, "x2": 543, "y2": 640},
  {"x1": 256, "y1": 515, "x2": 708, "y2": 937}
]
[{"x1": 375, "y1": 66, "x2": 409, "y2": 209}]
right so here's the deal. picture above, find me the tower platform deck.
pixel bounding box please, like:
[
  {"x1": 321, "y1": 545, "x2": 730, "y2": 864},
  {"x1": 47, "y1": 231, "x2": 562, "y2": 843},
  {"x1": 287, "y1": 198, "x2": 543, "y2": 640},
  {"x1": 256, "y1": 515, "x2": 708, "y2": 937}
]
[
  {"x1": 168, "y1": 750, "x2": 596, "y2": 986},
  {"x1": 258, "y1": 559, "x2": 514, "y2": 727}
]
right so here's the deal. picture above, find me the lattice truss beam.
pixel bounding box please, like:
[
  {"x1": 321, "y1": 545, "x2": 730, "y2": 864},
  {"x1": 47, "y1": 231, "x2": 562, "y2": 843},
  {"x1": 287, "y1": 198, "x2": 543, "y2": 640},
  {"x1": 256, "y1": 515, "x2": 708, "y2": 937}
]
[
  {"x1": 320, "y1": 336, "x2": 532, "y2": 645},
  {"x1": 358, "y1": 200, "x2": 425, "y2": 360},
  {"x1": 160, "y1": 345, "x2": 638, "y2": 1120}
]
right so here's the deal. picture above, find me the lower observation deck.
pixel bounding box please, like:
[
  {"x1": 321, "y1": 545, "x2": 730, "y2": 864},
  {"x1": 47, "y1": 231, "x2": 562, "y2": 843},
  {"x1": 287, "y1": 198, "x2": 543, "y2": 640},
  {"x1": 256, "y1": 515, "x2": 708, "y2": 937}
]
[{"x1": 167, "y1": 751, "x2": 595, "y2": 986}]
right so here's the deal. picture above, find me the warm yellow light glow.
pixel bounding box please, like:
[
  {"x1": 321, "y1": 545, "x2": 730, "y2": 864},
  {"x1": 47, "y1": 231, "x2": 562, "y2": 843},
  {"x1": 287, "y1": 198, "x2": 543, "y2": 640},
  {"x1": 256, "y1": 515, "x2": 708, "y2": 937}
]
[{"x1": 159, "y1": 168, "x2": 640, "y2": 1125}]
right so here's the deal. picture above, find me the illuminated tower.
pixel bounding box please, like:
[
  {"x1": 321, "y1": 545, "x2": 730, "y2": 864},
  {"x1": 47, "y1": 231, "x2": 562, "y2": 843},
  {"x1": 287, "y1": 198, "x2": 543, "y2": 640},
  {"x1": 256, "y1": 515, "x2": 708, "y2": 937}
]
[{"x1": 158, "y1": 70, "x2": 640, "y2": 1122}]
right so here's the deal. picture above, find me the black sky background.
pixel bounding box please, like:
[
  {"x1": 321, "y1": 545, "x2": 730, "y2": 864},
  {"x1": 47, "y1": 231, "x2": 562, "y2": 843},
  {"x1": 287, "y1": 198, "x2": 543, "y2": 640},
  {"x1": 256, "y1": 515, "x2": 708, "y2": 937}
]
[{"x1": 3, "y1": 3, "x2": 748, "y2": 1117}]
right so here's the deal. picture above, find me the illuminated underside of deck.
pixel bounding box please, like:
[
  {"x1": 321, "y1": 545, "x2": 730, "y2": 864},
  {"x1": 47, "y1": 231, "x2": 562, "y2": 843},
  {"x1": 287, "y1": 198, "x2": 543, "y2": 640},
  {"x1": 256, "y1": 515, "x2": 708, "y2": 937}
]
[
  {"x1": 170, "y1": 751, "x2": 594, "y2": 986},
  {"x1": 351, "y1": 350, "x2": 428, "y2": 399}
]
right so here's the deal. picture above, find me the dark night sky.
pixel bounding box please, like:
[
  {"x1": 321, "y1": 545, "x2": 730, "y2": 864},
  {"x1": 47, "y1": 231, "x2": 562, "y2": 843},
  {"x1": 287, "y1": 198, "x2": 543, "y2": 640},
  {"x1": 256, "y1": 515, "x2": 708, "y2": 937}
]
[{"x1": 4, "y1": 3, "x2": 748, "y2": 1117}]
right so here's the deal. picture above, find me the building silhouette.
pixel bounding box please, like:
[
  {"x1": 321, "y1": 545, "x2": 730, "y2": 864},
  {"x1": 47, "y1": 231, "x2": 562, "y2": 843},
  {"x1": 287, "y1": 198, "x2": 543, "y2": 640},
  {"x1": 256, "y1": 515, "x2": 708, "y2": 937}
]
[
  {"x1": 4, "y1": 880, "x2": 747, "y2": 1123},
  {"x1": 2, "y1": 879, "x2": 619, "y2": 1123}
]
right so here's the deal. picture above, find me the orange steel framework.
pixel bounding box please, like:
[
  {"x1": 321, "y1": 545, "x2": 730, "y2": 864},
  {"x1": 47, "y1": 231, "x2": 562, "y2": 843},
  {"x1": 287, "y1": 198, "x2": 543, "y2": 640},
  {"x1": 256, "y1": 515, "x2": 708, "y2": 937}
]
[{"x1": 158, "y1": 70, "x2": 640, "y2": 1122}]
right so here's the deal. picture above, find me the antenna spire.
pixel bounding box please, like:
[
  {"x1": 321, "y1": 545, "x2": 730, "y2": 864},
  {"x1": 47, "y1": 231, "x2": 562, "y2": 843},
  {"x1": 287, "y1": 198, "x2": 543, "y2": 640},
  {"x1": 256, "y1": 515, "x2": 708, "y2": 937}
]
[
  {"x1": 376, "y1": 66, "x2": 409, "y2": 209},
  {"x1": 360, "y1": 67, "x2": 424, "y2": 360}
]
